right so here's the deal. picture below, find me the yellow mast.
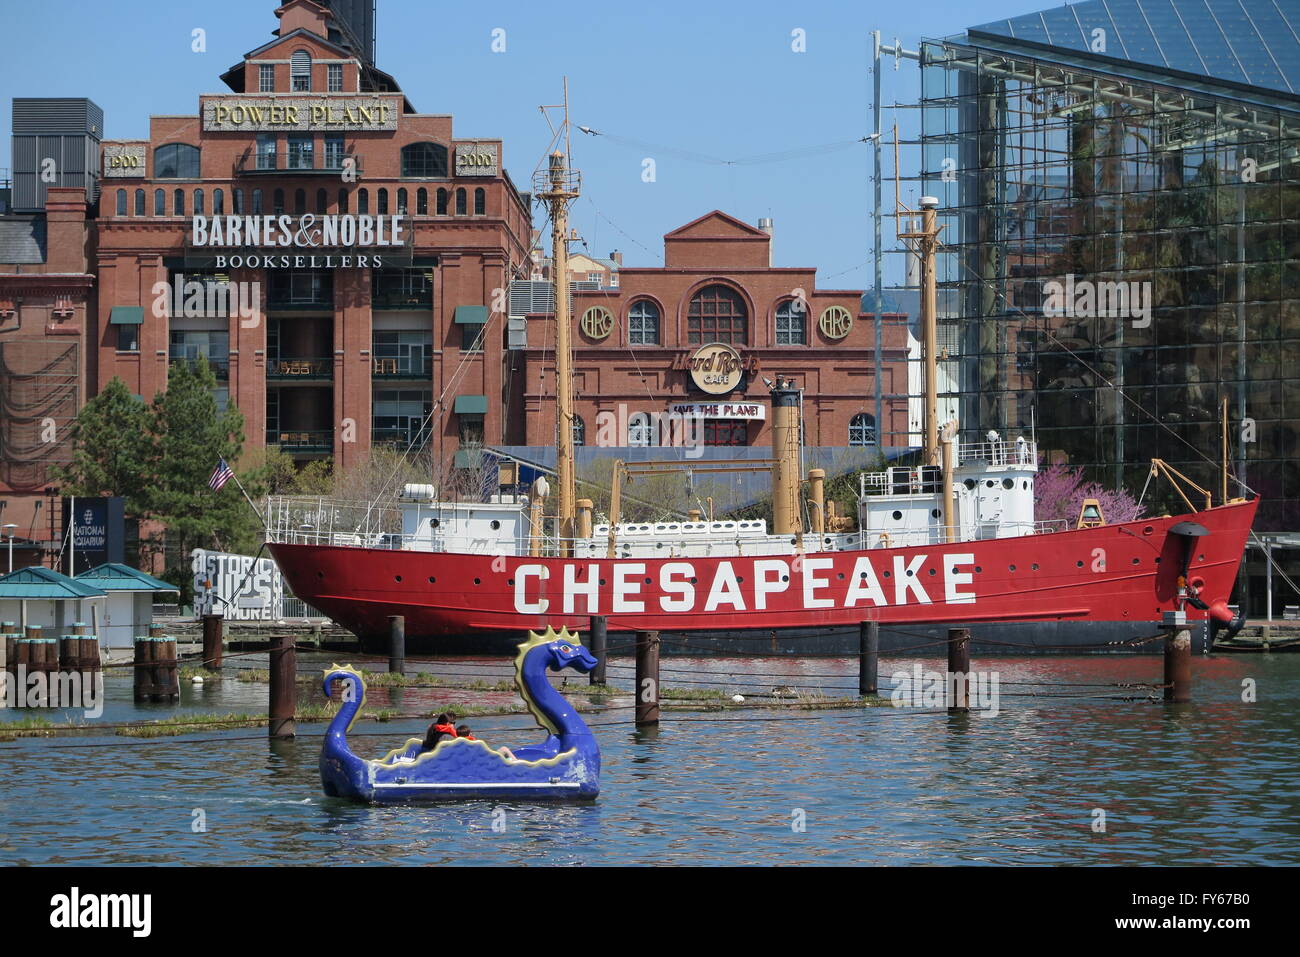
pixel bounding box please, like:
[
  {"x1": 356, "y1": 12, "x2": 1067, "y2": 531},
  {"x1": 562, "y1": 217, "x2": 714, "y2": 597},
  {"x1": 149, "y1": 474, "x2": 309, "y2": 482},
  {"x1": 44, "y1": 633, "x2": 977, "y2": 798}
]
[
  {"x1": 535, "y1": 82, "x2": 580, "y2": 554},
  {"x1": 898, "y1": 196, "x2": 943, "y2": 466}
]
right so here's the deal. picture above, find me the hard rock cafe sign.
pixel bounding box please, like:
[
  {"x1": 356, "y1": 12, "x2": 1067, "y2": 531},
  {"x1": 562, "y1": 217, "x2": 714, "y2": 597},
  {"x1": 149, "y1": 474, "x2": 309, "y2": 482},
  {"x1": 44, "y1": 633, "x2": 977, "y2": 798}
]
[{"x1": 684, "y1": 342, "x2": 748, "y2": 395}]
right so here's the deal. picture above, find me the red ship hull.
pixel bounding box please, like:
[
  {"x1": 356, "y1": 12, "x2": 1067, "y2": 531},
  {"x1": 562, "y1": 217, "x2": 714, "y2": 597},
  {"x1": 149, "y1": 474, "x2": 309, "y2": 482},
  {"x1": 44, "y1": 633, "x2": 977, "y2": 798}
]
[{"x1": 267, "y1": 499, "x2": 1257, "y2": 654}]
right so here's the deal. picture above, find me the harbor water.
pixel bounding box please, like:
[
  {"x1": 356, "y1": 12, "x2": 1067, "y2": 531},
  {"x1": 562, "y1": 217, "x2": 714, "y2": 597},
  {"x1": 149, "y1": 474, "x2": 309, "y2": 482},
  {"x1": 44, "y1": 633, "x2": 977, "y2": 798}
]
[{"x1": 2, "y1": 654, "x2": 1299, "y2": 865}]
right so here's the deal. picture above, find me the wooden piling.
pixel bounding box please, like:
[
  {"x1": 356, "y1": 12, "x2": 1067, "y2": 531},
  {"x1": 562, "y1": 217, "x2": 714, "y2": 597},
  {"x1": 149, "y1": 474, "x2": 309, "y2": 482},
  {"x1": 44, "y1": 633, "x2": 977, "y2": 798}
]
[
  {"x1": 2, "y1": 622, "x2": 16, "y2": 676},
  {"x1": 30, "y1": 639, "x2": 51, "y2": 706},
  {"x1": 201, "y1": 613, "x2": 224, "y2": 669},
  {"x1": 589, "y1": 615, "x2": 608, "y2": 685},
  {"x1": 147, "y1": 624, "x2": 178, "y2": 702},
  {"x1": 634, "y1": 630, "x2": 660, "y2": 726},
  {"x1": 59, "y1": 635, "x2": 80, "y2": 672},
  {"x1": 947, "y1": 626, "x2": 971, "y2": 713},
  {"x1": 388, "y1": 615, "x2": 405, "y2": 675},
  {"x1": 133, "y1": 637, "x2": 152, "y2": 701},
  {"x1": 859, "y1": 621, "x2": 879, "y2": 695},
  {"x1": 1164, "y1": 626, "x2": 1192, "y2": 703},
  {"x1": 269, "y1": 634, "x2": 296, "y2": 738}
]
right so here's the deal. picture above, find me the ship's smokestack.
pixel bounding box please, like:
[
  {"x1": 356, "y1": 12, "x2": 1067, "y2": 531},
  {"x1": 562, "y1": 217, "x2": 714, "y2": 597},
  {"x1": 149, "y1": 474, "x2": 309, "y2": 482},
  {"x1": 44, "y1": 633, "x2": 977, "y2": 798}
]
[{"x1": 769, "y1": 378, "x2": 802, "y2": 537}]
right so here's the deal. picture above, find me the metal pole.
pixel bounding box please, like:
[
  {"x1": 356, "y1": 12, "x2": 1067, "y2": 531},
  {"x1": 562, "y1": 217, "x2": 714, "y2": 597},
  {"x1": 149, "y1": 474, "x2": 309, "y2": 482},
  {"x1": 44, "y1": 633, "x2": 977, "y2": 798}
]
[
  {"x1": 859, "y1": 620, "x2": 879, "y2": 695},
  {"x1": 1266, "y1": 541, "x2": 1273, "y2": 623},
  {"x1": 872, "y1": 30, "x2": 884, "y2": 448},
  {"x1": 947, "y1": 626, "x2": 970, "y2": 713},
  {"x1": 589, "y1": 615, "x2": 607, "y2": 685},
  {"x1": 634, "y1": 630, "x2": 660, "y2": 726},
  {"x1": 269, "y1": 634, "x2": 296, "y2": 738},
  {"x1": 1164, "y1": 626, "x2": 1191, "y2": 703},
  {"x1": 388, "y1": 615, "x2": 405, "y2": 674}
]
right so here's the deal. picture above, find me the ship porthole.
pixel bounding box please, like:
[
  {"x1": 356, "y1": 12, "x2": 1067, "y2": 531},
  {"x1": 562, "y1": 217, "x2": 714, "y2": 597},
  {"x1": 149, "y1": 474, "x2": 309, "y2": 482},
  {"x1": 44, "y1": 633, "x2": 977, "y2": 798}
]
[
  {"x1": 1032, "y1": 563, "x2": 1039, "y2": 570},
  {"x1": 428, "y1": 576, "x2": 436, "y2": 583},
  {"x1": 963, "y1": 479, "x2": 976, "y2": 490},
  {"x1": 395, "y1": 575, "x2": 402, "y2": 582},
  {"x1": 431, "y1": 519, "x2": 440, "y2": 528},
  {"x1": 883, "y1": 570, "x2": 891, "y2": 578},
  {"x1": 931, "y1": 509, "x2": 941, "y2": 518},
  {"x1": 507, "y1": 579, "x2": 514, "y2": 585},
  {"x1": 1143, "y1": 525, "x2": 1154, "y2": 535},
  {"x1": 838, "y1": 572, "x2": 845, "y2": 580},
  {"x1": 645, "y1": 577, "x2": 653, "y2": 584},
  {"x1": 473, "y1": 578, "x2": 481, "y2": 585},
  {"x1": 928, "y1": 568, "x2": 936, "y2": 576},
  {"x1": 317, "y1": 571, "x2": 324, "y2": 579},
  {"x1": 490, "y1": 520, "x2": 500, "y2": 530},
  {"x1": 1009, "y1": 564, "x2": 1016, "y2": 572},
  {"x1": 781, "y1": 575, "x2": 789, "y2": 582},
  {"x1": 1002, "y1": 478, "x2": 1014, "y2": 489},
  {"x1": 975, "y1": 566, "x2": 982, "y2": 573},
  {"x1": 1131, "y1": 557, "x2": 1140, "y2": 565},
  {"x1": 1076, "y1": 561, "x2": 1084, "y2": 568},
  {"x1": 892, "y1": 510, "x2": 903, "y2": 521}
]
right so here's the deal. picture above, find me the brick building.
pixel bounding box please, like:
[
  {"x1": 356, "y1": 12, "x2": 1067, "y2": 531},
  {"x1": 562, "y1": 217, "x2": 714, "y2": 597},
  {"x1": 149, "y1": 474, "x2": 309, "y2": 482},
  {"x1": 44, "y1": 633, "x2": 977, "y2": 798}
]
[
  {"x1": 93, "y1": 0, "x2": 531, "y2": 474},
  {"x1": 517, "y1": 211, "x2": 910, "y2": 453}
]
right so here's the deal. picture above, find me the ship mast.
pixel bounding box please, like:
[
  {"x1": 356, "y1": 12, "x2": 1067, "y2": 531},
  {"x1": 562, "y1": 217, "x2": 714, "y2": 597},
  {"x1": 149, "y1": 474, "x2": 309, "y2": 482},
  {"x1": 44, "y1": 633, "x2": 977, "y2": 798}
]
[
  {"x1": 535, "y1": 82, "x2": 581, "y2": 554},
  {"x1": 898, "y1": 196, "x2": 943, "y2": 466}
]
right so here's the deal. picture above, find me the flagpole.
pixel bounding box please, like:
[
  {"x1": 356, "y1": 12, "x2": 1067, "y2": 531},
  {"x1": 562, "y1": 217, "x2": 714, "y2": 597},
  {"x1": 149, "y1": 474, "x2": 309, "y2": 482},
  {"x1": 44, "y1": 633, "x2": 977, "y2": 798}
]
[{"x1": 227, "y1": 470, "x2": 267, "y2": 529}]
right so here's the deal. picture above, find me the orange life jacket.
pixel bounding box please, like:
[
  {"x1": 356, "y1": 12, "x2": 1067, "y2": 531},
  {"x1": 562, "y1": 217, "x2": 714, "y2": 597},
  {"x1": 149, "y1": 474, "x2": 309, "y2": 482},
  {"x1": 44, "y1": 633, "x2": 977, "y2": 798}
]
[{"x1": 433, "y1": 723, "x2": 457, "y2": 737}]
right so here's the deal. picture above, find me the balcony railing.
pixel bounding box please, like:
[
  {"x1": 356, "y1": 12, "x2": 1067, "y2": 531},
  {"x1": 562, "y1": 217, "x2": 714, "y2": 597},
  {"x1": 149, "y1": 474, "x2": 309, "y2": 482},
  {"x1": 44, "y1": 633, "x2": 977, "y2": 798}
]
[
  {"x1": 235, "y1": 152, "x2": 363, "y2": 176},
  {"x1": 169, "y1": 356, "x2": 230, "y2": 380},
  {"x1": 267, "y1": 430, "x2": 333, "y2": 452},
  {"x1": 372, "y1": 427, "x2": 432, "y2": 449},
  {"x1": 371, "y1": 289, "x2": 433, "y2": 310},
  {"x1": 371, "y1": 356, "x2": 432, "y2": 378},
  {"x1": 267, "y1": 357, "x2": 333, "y2": 379}
]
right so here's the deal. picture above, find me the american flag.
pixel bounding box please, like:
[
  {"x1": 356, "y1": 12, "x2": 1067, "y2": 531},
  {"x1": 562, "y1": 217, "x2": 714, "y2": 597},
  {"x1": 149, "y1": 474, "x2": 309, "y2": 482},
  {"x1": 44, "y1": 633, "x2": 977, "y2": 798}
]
[{"x1": 208, "y1": 458, "x2": 235, "y2": 491}]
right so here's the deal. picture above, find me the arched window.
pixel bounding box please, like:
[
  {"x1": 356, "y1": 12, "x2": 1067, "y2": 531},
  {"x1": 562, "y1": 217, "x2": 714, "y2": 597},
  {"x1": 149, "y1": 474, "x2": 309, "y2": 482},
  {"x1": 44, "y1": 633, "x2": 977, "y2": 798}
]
[
  {"x1": 273, "y1": 189, "x2": 285, "y2": 214},
  {"x1": 474, "y1": 187, "x2": 486, "y2": 215},
  {"x1": 455, "y1": 188, "x2": 467, "y2": 215},
  {"x1": 133, "y1": 189, "x2": 145, "y2": 216},
  {"x1": 436, "y1": 188, "x2": 448, "y2": 215},
  {"x1": 687, "y1": 284, "x2": 747, "y2": 344},
  {"x1": 572, "y1": 415, "x2": 585, "y2": 447},
  {"x1": 115, "y1": 189, "x2": 126, "y2": 216},
  {"x1": 397, "y1": 188, "x2": 408, "y2": 214},
  {"x1": 213, "y1": 188, "x2": 224, "y2": 215},
  {"x1": 294, "y1": 189, "x2": 306, "y2": 215},
  {"x1": 358, "y1": 188, "x2": 369, "y2": 215},
  {"x1": 628, "y1": 300, "x2": 660, "y2": 345},
  {"x1": 849, "y1": 413, "x2": 877, "y2": 447},
  {"x1": 153, "y1": 143, "x2": 200, "y2": 179},
  {"x1": 416, "y1": 188, "x2": 428, "y2": 215},
  {"x1": 154, "y1": 188, "x2": 165, "y2": 216},
  {"x1": 628, "y1": 412, "x2": 656, "y2": 447},
  {"x1": 400, "y1": 142, "x2": 448, "y2": 177},
  {"x1": 232, "y1": 189, "x2": 244, "y2": 214},
  {"x1": 252, "y1": 189, "x2": 263, "y2": 214},
  {"x1": 377, "y1": 188, "x2": 389, "y2": 215},
  {"x1": 316, "y1": 188, "x2": 328, "y2": 214},
  {"x1": 193, "y1": 188, "x2": 204, "y2": 215},
  {"x1": 775, "y1": 299, "x2": 806, "y2": 345},
  {"x1": 337, "y1": 188, "x2": 349, "y2": 213},
  {"x1": 290, "y1": 49, "x2": 312, "y2": 91},
  {"x1": 173, "y1": 188, "x2": 185, "y2": 215}
]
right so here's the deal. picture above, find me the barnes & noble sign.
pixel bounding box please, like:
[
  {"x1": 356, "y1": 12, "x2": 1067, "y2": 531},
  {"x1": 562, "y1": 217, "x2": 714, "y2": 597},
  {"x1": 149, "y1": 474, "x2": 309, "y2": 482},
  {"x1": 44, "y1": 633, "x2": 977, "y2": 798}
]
[
  {"x1": 202, "y1": 96, "x2": 401, "y2": 131},
  {"x1": 186, "y1": 213, "x2": 411, "y2": 268}
]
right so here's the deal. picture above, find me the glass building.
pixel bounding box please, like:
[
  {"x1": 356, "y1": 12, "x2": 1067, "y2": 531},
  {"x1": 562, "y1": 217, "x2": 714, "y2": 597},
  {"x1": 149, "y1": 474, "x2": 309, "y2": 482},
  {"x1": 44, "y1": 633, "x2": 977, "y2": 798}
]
[{"x1": 914, "y1": 0, "x2": 1299, "y2": 612}]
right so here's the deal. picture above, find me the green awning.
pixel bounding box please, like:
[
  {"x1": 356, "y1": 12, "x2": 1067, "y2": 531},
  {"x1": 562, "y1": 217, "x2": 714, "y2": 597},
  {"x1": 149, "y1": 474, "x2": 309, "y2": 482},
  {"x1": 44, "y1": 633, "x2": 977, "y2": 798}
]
[
  {"x1": 109, "y1": 307, "x2": 145, "y2": 325},
  {"x1": 454, "y1": 394, "x2": 487, "y2": 415},
  {"x1": 453, "y1": 305, "x2": 489, "y2": 325}
]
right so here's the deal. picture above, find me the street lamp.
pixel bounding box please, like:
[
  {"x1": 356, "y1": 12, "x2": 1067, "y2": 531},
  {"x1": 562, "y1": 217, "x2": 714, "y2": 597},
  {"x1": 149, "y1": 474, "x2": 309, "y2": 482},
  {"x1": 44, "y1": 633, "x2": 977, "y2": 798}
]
[{"x1": 2, "y1": 524, "x2": 16, "y2": 574}]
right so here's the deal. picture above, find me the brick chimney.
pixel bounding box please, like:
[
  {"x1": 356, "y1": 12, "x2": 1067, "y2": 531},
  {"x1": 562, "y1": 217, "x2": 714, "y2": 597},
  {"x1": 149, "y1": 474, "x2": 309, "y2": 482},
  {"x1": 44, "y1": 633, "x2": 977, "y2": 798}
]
[
  {"x1": 610, "y1": 250, "x2": 623, "y2": 266},
  {"x1": 43, "y1": 187, "x2": 90, "y2": 274}
]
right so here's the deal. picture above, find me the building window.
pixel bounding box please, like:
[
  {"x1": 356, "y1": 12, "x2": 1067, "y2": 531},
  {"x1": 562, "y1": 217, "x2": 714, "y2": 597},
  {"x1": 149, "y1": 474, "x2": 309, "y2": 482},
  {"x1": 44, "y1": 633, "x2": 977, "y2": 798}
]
[
  {"x1": 213, "y1": 188, "x2": 224, "y2": 215},
  {"x1": 134, "y1": 189, "x2": 145, "y2": 216},
  {"x1": 704, "y1": 420, "x2": 748, "y2": 446},
  {"x1": 259, "y1": 63, "x2": 275, "y2": 92},
  {"x1": 273, "y1": 189, "x2": 285, "y2": 215},
  {"x1": 458, "y1": 413, "x2": 485, "y2": 447},
  {"x1": 775, "y1": 299, "x2": 806, "y2": 345},
  {"x1": 401, "y1": 142, "x2": 449, "y2": 178},
  {"x1": 251, "y1": 189, "x2": 263, "y2": 214},
  {"x1": 117, "y1": 323, "x2": 139, "y2": 352},
  {"x1": 290, "y1": 49, "x2": 312, "y2": 91},
  {"x1": 628, "y1": 412, "x2": 655, "y2": 447},
  {"x1": 287, "y1": 135, "x2": 313, "y2": 170},
  {"x1": 170, "y1": 330, "x2": 230, "y2": 380},
  {"x1": 572, "y1": 415, "x2": 585, "y2": 447},
  {"x1": 358, "y1": 188, "x2": 369, "y2": 215},
  {"x1": 372, "y1": 330, "x2": 433, "y2": 375},
  {"x1": 688, "y1": 284, "x2": 748, "y2": 345},
  {"x1": 474, "y1": 188, "x2": 486, "y2": 215},
  {"x1": 154, "y1": 143, "x2": 200, "y2": 179},
  {"x1": 154, "y1": 188, "x2": 165, "y2": 216},
  {"x1": 849, "y1": 412, "x2": 876, "y2": 447},
  {"x1": 337, "y1": 188, "x2": 348, "y2": 213},
  {"x1": 294, "y1": 189, "x2": 306, "y2": 215},
  {"x1": 455, "y1": 188, "x2": 467, "y2": 215},
  {"x1": 173, "y1": 188, "x2": 185, "y2": 216},
  {"x1": 374, "y1": 389, "x2": 433, "y2": 448},
  {"x1": 327, "y1": 63, "x2": 343, "y2": 92},
  {"x1": 256, "y1": 134, "x2": 277, "y2": 170},
  {"x1": 377, "y1": 188, "x2": 389, "y2": 215},
  {"x1": 628, "y1": 300, "x2": 659, "y2": 345},
  {"x1": 194, "y1": 189, "x2": 204, "y2": 215},
  {"x1": 397, "y1": 188, "x2": 408, "y2": 215},
  {"x1": 115, "y1": 189, "x2": 126, "y2": 216},
  {"x1": 323, "y1": 136, "x2": 344, "y2": 170},
  {"x1": 460, "y1": 322, "x2": 484, "y2": 353},
  {"x1": 436, "y1": 188, "x2": 448, "y2": 215},
  {"x1": 269, "y1": 270, "x2": 332, "y2": 307},
  {"x1": 373, "y1": 268, "x2": 433, "y2": 308},
  {"x1": 416, "y1": 188, "x2": 428, "y2": 215}
]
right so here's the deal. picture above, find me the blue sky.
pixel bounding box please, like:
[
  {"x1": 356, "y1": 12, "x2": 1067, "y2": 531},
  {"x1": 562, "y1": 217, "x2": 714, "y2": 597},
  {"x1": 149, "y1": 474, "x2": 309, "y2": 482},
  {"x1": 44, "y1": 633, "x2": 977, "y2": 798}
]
[{"x1": 0, "y1": 0, "x2": 1043, "y2": 288}]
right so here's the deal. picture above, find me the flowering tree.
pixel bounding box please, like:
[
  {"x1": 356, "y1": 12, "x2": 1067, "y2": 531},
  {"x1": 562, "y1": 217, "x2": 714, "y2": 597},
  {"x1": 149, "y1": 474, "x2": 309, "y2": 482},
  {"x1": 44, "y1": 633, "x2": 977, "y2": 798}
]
[{"x1": 1034, "y1": 463, "x2": 1145, "y2": 526}]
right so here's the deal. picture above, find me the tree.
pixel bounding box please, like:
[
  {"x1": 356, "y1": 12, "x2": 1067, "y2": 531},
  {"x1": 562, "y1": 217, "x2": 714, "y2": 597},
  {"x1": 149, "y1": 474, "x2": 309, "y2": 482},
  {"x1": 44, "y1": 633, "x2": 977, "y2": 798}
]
[
  {"x1": 1035, "y1": 463, "x2": 1144, "y2": 527},
  {"x1": 53, "y1": 377, "x2": 153, "y2": 512}
]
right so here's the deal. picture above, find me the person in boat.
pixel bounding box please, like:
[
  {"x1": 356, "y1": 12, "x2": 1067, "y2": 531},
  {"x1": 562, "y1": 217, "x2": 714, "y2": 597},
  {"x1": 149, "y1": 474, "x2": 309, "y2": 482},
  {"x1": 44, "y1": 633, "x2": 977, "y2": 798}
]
[
  {"x1": 420, "y1": 712, "x2": 458, "y2": 753},
  {"x1": 458, "y1": 723, "x2": 515, "y2": 761}
]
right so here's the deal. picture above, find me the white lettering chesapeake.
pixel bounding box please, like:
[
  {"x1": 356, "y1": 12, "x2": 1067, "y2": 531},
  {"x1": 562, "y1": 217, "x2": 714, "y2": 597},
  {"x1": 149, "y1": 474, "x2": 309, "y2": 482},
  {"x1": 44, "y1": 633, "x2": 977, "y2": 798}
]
[
  {"x1": 50, "y1": 887, "x2": 152, "y2": 938},
  {"x1": 801, "y1": 556, "x2": 835, "y2": 609},
  {"x1": 751, "y1": 559, "x2": 789, "y2": 610},
  {"x1": 612, "y1": 562, "x2": 646, "y2": 613},
  {"x1": 514, "y1": 564, "x2": 549, "y2": 614},
  {"x1": 659, "y1": 562, "x2": 695, "y2": 611},
  {"x1": 704, "y1": 561, "x2": 746, "y2": 611},
  {"x1": 893, "y1": 554, "x2": 932, "y2": 605},
  {"x1": 843, "y1": 557, "x2": 888, "y2": 607},
  {"x1": 944, "y1": 553, "x2": 976, "y2": 604},
  {"x1": 562, "y1": 563, "x2": 599, "y2": 615}
]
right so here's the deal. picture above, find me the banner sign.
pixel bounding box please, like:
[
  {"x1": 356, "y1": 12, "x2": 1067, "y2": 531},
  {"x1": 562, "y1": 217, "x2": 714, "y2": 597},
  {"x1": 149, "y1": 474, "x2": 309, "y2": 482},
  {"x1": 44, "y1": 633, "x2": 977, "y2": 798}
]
[{"x1": 191, "y1": 549, "x2": 284, "y2": 621}]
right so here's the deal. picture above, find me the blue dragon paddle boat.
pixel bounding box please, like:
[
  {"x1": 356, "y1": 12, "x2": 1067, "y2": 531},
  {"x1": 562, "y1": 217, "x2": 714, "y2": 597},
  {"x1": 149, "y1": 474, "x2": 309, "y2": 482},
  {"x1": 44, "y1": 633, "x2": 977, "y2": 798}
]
[{"x1": 319, "y1": 626, "x2": 601, "y2": 803}]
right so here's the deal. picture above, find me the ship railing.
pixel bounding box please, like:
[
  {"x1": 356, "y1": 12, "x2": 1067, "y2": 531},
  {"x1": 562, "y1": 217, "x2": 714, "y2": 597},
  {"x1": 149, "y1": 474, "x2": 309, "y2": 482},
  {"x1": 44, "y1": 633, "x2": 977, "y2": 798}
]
[
  {"x1": 956, "y1": 439, "x2": 1037, "y2": 467},
  {"x1": 857, "y1": 520, "x2": 1068, "y2": 549},
  {"x1": 265, "y1": 495, "x2": 406, "y2": 547}
]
